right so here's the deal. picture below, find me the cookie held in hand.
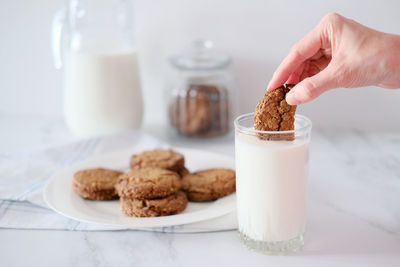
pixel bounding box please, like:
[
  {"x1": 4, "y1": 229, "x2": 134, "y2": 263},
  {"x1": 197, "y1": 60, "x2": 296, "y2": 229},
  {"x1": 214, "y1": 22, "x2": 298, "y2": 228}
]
[{"x1": 254, "y1": 84, "x2": 297, "y2": 140}]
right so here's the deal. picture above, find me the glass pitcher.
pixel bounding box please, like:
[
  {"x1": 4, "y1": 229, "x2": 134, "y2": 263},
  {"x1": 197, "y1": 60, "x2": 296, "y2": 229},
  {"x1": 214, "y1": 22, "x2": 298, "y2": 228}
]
[{"x1": 52, "y1": 0, "x2": 143, "y2": 138}]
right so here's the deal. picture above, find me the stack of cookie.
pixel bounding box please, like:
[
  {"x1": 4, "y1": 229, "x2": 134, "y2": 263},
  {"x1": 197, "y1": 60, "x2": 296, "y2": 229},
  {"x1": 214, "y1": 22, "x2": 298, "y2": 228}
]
[
  {"x1": 115, "y1": 168, "x2": 188, "y2": 217},
  {"x1": 114, "y1": 149, "x2": 188, "y2": 217}
]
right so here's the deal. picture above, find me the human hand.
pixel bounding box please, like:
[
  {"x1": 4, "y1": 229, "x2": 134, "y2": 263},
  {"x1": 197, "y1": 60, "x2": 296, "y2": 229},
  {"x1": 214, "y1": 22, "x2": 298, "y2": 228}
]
[{"x1": 267, "y1": 13, "x2": 400, "y2": 105}]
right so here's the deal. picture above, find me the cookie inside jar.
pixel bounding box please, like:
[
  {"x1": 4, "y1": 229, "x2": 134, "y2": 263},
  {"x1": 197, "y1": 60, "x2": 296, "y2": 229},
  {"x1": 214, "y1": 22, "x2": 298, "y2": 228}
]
[
  {"x1": 170, "y1": 83, "x2": 230, "y2": 138},
  {"x1": 168, "y1": 40, "x2": 233, "y2": 138}
]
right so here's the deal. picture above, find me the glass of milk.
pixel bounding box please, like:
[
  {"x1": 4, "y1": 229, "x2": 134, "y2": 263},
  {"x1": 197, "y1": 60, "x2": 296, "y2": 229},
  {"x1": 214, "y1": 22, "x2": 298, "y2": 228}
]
[
  {"x1": 234, "y1": 113, "x2": 312, "y2": 254},
  {"x1": 52, "y1": 0, "x2": 143, "y2": 137}
]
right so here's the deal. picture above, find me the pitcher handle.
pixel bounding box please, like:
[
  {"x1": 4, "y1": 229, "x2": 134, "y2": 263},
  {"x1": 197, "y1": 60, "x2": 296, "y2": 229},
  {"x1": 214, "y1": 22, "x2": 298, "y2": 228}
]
[{"x1": 51, "y1": 8, "x2": 67, "y2": 69}]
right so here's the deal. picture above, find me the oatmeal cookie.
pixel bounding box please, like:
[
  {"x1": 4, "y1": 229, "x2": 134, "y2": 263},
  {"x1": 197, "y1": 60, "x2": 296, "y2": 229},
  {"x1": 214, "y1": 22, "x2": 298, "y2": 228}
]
[
  {"x1": 72, "y1": 168, "x2": 123, "y2": 200},
  {"x1": 115, "y1": 168, "x2": 181, "y2": 199},
  {"x1": 181, "y1": 168, "x2": 235, "y2": 202},
  {"x1": 120, "y1": 191, "x2": 188, "y2": 217},
  {"x1": 130, "y1": 149, "x2": 185, "y2": 172},
  {"x1": 254, "y1": 84, "x2": 297, "y2": 140}
]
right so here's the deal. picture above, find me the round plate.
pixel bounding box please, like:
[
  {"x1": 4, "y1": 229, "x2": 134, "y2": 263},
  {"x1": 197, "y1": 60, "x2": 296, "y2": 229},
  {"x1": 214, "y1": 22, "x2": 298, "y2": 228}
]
[{"x1": 43, "y1": 147, "x2": 236, "y2": 228}]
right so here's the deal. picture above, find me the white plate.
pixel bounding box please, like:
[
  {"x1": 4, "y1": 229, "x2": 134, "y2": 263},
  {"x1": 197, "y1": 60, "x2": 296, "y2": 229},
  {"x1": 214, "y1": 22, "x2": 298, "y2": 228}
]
[{"x1": 43, "y1": 147, "x2": 236, "y2": 228}]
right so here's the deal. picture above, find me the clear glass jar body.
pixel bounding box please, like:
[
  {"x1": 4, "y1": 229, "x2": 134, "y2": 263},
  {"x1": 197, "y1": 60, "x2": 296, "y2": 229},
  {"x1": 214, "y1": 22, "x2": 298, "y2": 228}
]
[
  {"x1": 52, "y1": 0, "x2": 143, "y2": 137},
  {"x1": 169, "y1": 69, "x2": 232, "y2": 138},
  {"x1": 234, "y1": 113, "x2": 312, "y2": 254}
]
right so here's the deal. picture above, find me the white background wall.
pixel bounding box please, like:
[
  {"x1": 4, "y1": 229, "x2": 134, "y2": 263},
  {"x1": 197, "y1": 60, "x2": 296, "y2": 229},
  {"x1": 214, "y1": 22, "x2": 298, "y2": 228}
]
[{"x1": 1, "y1": 0, "x2": 399, "y2": 131}]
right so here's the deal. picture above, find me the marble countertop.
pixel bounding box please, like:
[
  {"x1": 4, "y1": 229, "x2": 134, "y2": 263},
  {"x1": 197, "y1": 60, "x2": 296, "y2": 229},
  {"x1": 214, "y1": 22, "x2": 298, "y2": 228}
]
[{"x1": 1, "y1": 113, "x2": 400, "y2": 267}]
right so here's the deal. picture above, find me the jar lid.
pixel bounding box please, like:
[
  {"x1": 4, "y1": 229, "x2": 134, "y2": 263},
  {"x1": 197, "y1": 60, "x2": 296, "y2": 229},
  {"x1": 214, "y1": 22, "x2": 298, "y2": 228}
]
[{"x1": 169, "y1": 40, "x2": 231, "y2": 71}]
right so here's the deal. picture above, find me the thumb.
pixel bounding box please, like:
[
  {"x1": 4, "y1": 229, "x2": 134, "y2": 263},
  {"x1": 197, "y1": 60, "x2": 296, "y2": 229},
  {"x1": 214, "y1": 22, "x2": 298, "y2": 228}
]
[{"x1": 286, "y1": 66, "x2": 338, "y2": 105}]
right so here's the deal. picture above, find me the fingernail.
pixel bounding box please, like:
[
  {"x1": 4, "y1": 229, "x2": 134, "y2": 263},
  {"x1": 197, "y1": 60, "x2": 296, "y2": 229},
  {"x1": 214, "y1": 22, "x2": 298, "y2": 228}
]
[{"x1": 286, "y1": 90, "x2": 300, "y2": 105}]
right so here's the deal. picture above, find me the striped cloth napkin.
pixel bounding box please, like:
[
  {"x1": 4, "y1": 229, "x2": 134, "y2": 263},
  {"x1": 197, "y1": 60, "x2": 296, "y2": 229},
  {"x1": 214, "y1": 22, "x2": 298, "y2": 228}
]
[{"x1": 0, "y1": 131, "x2": 236, "y2": 232}]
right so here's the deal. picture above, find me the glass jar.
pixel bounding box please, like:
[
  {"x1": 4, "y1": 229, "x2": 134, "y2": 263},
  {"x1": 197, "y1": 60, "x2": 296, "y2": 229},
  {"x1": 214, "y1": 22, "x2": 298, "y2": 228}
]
[
  {"x1": 168, "y1": 40, "x2": 233, "y2": 138},
  {"x1": 52, "y1": 0, "x2": 143, "y2": 138}
]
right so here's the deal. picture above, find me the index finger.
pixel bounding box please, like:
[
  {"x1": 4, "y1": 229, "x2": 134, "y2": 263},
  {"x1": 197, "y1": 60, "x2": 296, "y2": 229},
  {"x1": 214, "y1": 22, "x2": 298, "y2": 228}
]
[{"x1": 267, "y1": 23, "x2": 325, "y2": 91}]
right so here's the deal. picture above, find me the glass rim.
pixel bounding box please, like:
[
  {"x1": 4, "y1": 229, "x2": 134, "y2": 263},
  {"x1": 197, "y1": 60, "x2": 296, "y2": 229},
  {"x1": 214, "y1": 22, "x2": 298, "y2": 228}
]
[{"x1": 234, "y1": 112, "x2": 312, "y2": 135}]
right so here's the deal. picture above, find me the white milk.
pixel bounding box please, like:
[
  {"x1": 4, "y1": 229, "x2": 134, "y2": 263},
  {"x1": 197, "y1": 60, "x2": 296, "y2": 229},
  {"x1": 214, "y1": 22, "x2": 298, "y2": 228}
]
[
  {"x1": 63, "y1": 49, "x2": 143, "y2": 137},
  {"x1": 235, "y1": 133, "x2": 309, "y2": 242}
]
